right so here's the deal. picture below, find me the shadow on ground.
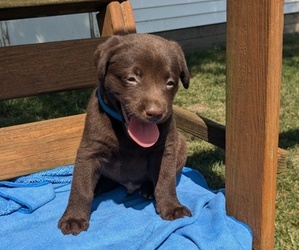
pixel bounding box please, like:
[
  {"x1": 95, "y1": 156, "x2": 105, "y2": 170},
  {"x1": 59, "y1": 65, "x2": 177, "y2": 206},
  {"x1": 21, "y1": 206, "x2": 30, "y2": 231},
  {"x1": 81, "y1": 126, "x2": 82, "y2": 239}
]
[{"x1": 186, "y1": 147, "x2": 225, "y2": 190}]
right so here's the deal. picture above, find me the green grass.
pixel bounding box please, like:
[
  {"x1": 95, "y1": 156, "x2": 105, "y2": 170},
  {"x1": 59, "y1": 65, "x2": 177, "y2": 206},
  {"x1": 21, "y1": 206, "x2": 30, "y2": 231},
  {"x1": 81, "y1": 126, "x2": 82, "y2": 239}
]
[
  {"x1": 1, "y1": 33, "x2": 298, "y2": 249},
  {"x1": 0, "y1": 89, "x2": 93, "y2": 127},
  {"x1": 275, "y1": 33, "x2": 299, "y2": 250}
]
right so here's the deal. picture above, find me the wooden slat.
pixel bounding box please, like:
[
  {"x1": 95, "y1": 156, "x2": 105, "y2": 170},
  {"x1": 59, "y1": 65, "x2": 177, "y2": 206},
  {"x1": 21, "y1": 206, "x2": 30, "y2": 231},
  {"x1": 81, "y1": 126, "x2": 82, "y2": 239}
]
[
  {"x1": 173, "y1": 106, "x2": 287, "y2": 172},
  {"x1": 0, "y1": 105, "x2": 287, "y2": 181},
  {"x1": 226, "y1": 0, "x2": 284, "y2": 249},
  {"x1": 173, "y1": 105, "x2": 225, "y2": 149},
  {"x1": 0, "y1": 114, "x2": 85, "y2": 181},
  {"x1": 0, "y1": 37, "x2": 108, "y2": 100},
  {"x1": 0, "y1": 0, "x2": 114, "y2": 20},
  {"x1": 97, "y1": 1, "x2": 136, "y2": 36}
]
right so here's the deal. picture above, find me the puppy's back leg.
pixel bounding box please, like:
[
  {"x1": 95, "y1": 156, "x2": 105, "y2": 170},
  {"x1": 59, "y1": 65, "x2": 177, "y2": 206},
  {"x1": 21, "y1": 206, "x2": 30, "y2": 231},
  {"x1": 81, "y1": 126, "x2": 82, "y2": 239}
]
[
  {"x1": 94, "y1": 175, "x2": 121, "y2": 196},
  {"x1": 139, "y1": 181, "x2": 154, "y2": 199},
  {"x1": 176, "y1": 133, "x2": 188, "y2": 174}
]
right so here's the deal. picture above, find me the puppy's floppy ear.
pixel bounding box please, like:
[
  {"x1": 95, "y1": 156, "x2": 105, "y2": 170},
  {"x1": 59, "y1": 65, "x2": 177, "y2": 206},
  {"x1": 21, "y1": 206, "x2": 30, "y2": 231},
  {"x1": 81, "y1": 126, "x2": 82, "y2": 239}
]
[
  {"x1": 171, "y1": 42, "x2": 190, "y2": 89},
  {"x1": 94, "y1": 35, "x2": 123, "y2": 83}
]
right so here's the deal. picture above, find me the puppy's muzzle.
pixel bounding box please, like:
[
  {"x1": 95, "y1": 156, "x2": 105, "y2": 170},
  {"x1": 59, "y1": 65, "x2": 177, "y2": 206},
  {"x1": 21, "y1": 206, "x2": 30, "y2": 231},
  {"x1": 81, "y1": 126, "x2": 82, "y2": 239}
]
[{"x1": 145, "y1": 107, "x2": 163, "y2": 123}]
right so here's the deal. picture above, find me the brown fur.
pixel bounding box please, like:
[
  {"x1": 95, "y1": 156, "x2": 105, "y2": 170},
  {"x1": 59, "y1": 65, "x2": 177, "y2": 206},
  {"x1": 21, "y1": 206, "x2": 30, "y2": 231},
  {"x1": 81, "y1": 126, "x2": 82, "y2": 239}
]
[{"x1": 58, "y1": 34, "x2": 191, "y2": 235}]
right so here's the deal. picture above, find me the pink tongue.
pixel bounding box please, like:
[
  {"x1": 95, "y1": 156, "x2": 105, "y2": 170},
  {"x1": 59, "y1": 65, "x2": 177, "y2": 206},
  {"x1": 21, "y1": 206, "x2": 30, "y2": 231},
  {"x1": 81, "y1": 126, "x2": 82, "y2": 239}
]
[{"x1": 127, "y1": 117, "x2": 160, "y2": 147}]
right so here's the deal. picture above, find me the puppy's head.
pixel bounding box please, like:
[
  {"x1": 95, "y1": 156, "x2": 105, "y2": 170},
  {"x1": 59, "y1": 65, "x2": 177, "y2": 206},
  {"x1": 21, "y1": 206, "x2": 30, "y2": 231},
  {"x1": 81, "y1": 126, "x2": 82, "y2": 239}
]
[{"x1": 94, "y1": 34, "x2": 190, "y2": 147}]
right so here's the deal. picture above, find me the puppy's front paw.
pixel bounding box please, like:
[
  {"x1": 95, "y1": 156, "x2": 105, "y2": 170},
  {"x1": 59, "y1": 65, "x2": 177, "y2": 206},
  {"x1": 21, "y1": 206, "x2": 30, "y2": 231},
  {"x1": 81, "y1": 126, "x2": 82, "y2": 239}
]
[
  {"x1": 156, "y1": 203, "x2": 191, "y2": 220},
  {"x1": 58, "y1": 215, "x2": 89, "y2": 235}
]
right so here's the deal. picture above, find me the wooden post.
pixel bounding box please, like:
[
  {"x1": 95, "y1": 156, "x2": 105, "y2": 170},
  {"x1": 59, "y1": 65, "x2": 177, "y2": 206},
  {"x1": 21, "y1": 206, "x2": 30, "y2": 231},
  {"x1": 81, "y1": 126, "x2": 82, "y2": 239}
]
[
  {"x1": 97, "y1": 1, "x2": 136, "y2": 36},
  {"x1": 225, "y1": 0, "x2": 284, "y2": 249}
]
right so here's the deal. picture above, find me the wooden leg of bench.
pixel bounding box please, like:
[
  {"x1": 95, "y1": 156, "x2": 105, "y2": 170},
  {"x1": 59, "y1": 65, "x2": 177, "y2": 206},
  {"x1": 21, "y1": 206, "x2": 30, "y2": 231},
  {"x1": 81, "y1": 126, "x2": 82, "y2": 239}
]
[
  {"x1": 97, "y1": 1, "x2": 136, "y2": 36},
  {"x1": 225, "y1": 0, "x2": 284, "y2": 249}
]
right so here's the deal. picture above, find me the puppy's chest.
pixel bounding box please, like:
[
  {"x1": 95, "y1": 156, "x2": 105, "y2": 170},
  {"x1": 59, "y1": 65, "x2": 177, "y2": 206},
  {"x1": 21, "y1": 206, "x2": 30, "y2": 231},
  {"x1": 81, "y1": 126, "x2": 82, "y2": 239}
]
[{"x1": 102, "y1": 152, "x2": 151, "y2": 193}]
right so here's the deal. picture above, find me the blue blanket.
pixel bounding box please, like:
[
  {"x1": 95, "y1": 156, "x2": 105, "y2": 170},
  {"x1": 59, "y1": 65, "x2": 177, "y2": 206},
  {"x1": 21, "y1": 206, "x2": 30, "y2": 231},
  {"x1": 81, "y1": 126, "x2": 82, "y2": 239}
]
[{"x1": 0, "y1": 166, "x2": 252, "y2": 249}]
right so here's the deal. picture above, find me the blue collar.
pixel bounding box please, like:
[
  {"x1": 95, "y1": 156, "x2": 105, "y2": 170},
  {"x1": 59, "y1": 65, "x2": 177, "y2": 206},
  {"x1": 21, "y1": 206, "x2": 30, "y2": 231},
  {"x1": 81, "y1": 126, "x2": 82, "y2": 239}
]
[{"x1": 97, "y1": 89, "x2": 124, "y2": 123}]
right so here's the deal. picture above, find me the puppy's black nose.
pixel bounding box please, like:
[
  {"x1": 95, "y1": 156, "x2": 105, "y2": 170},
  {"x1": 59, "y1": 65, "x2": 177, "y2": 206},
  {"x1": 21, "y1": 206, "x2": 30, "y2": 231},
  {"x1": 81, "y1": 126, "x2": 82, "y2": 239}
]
[{"x1": 145, "y1": 109, "x2": 163, "y2": 122}]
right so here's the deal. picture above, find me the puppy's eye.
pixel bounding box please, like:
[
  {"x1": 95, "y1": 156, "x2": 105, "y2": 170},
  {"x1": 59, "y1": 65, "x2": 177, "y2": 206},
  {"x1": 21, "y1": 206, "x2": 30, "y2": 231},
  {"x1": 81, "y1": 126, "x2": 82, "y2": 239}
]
[
  {"x1": 166, "y1": 80, "x2": 175, "y2": 89},
  {"x1": 126, "y1": 76, "x2": 138, "y2": 85}
]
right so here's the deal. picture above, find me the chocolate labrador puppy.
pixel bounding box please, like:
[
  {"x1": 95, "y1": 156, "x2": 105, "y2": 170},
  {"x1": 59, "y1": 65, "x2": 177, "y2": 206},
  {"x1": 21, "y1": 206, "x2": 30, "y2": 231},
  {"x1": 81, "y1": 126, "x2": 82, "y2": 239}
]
[{"x1": 58, "y1": 34, "x2": 191, "y2": 235}]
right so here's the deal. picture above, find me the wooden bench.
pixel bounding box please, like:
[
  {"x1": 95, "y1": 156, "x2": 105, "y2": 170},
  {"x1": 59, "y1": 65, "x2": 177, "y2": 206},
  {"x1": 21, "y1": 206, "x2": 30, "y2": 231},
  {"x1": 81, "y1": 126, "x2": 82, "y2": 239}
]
[
  {"x1": 0, "y1": 0, "x2": 136, "y2": 178},
  {"x1": 0, "y1": 0, "x2": 286, "y2": 248}
]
